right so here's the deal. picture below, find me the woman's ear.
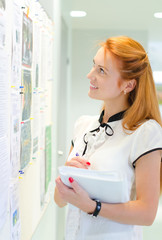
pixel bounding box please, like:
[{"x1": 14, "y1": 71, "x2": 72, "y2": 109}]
[{"x1": 125, "y1": 79, "x2": 136, "y2": 93}]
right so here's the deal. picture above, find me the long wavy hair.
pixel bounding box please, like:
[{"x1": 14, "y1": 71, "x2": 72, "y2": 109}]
[{"x1": 101, "y1": 36, "x2": 162, "y2": 192}]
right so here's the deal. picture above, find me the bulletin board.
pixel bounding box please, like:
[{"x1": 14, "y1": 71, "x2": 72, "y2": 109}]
[{"x1": 0, "y1": 0, "x2": 54, "y2": 239}]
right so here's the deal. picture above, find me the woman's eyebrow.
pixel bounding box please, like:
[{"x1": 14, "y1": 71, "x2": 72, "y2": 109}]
[{"x1": 93, "y1": 59, "x2": 108, "y2": 72}]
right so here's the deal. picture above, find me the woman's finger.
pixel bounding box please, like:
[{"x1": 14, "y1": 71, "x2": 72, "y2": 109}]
[
  {"x1": 72, "y1": 156, "x2": 91, "y2": 166},
  {"x1": 66, "y1": 160, "x2": 88, "y2": 169},
  {"x1": 55, "y1": 178, "x2": 70, "y2": 193},
  {"x1": 67, "y1": 157, "x2": 91, "y2": 168}
]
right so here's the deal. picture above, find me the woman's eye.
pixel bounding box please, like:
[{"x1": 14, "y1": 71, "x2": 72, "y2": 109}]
[{"x1": 99, "y1": 68, "x2": 105, "y2": 74}]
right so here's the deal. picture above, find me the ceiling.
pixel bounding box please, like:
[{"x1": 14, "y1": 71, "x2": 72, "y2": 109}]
[
  {"x1": 69, "y1": 0, "x2": 162, "y2": 40},
  {"x1": 60, "y1": 0, "x2": 162, "y2": 72}
]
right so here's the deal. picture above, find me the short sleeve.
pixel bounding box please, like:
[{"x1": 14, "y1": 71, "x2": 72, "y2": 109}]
[{"x1": 130, "y1": 120, "x2": 162, "y2": 168}]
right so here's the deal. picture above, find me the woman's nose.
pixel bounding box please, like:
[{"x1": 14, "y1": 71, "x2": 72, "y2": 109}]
[{"x1": 87, "y1": 68, "x2": 95, "y2": 80}]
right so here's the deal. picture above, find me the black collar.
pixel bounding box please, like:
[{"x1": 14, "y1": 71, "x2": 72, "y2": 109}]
[{"x1": 99, "y1": 110, "x2": 126, "y2": 124}]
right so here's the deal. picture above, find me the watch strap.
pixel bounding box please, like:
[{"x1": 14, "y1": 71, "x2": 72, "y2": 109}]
[{"x1": 88, "y1": 200, "x2": 101, "y2": 217}]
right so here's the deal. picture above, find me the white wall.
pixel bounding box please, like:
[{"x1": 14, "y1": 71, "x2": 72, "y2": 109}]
[{"x1": 39, "y1": 0, "x2": 53, "y2": 20}]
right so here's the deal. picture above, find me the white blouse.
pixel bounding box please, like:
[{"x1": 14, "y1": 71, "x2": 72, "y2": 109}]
[{"x1": 65, "y1": 111, "x2": 162, "y2": 240}]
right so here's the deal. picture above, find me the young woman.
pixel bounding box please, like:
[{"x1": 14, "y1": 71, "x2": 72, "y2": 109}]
[{"x1": 54, "y1": 36, "x2": 162, "y2": 240}]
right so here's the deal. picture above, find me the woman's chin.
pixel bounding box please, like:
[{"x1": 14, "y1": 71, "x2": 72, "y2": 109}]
[
  {"x1": 88, "y1": 91, "x2": 100, "y2": 100},
  {"x1": 88, "y1": 91, "x2": 94, "y2": 99}
]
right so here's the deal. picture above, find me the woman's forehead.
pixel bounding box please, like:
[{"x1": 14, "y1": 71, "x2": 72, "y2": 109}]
[
  {"x1": 94, "y1": 47, "x2": 118, "y2": 68},
  {"x1": 94, "y1": 47, "x2": 110, "y2": 64}
]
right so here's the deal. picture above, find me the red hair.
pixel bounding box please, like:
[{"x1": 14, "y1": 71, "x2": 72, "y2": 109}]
[
  {"x1": 101, "y1": 36, "x2": 162, "y2": 129},
  {"x1": 101, "y1": 36, "x2": 162, "y2": 192}
]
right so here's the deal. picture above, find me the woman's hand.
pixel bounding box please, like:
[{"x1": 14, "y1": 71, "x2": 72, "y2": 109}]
[
  {"x1": 65, "y1": 155, "x2": 91, "y2": 169},
  {"x1": 54, "y1": 186, "x2": 67, "y2": 207},
  {"x1": 55, "y1": 176, "x2": 95, "y2": 213}
]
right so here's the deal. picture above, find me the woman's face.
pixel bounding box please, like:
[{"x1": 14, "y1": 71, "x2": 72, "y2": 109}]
[{"x1": 87, "y1": 47, "x2": 125, "y2": 102}]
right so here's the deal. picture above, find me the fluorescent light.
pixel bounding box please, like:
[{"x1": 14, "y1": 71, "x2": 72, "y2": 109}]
[
  {"x1": 153, "y1": 71, "x2": 162, "y2": 84},
  {"x1": 154, "y1": 12, "x2": 162, "y2": 18},
  {"x1": 70, "y1": 11, "x2": 87, "y2": 17}
]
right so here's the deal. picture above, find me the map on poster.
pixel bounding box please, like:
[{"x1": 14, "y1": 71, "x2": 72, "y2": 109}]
[
  {"x1": 20, "y1": 120, "x2": 31, "y2": 169},
  {"x1": 22, "y1": 69, "x2": 32, "y2": 121},
  {"x1": 22, "y1": 12, "x2": 33, "y2": 68}
]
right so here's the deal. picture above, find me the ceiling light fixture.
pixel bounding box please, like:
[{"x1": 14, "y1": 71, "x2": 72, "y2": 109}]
[
  {"x1": 70, "y1": 11, "x2": 87, "y2": 17},
  {"x1": 154, "y1": 12, "x2": 162, "y2": 18}
]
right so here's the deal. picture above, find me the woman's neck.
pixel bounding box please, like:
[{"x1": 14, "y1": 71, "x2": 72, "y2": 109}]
[{"x1": 103, "y1": 101, "x2": 129, "y2": 123}]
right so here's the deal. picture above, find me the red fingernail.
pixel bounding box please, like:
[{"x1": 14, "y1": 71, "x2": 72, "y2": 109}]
[
  {"x1": 86, "y1": 162, "x2": 91, "y2": 166},
  {"x1": 69, "y1": 177, "x2": 74, "y2": 183}
]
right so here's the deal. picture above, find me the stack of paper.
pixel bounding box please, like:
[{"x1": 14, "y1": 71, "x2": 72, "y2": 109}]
[{"x1": 59, "y1": 166, "x2": 129, "y2": 203}]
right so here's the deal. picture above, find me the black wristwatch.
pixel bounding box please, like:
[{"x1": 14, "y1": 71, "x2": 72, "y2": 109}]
[{"x1": 88, "y1": 200, "x2": 101, "y2": 217}]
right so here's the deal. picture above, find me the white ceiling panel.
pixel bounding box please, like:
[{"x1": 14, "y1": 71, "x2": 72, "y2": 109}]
[{"x1": 69, "y1": 0, "x2": 162, "y2": 32}]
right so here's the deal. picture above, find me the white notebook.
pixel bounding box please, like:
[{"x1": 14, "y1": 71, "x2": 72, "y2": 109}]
[{"x1": 58, "y1": 166, "x2": 129, "y2": 203}]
